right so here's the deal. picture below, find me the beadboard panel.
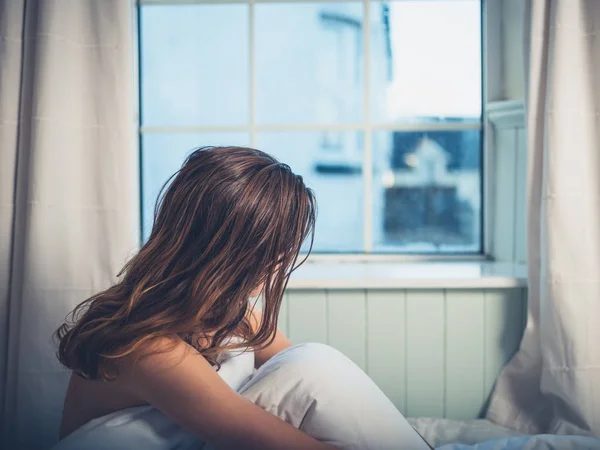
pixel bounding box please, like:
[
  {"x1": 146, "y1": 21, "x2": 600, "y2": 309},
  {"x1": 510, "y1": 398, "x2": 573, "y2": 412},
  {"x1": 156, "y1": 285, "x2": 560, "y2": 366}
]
[
  {"x1": 327, "y1": 290, "x2": 367, "y2": 371},
  {"x1": 445, "y1": 290, "x2": 486, "y2": 419},
  {"x1": 483, "y1": 289, "x2": 526, "y2": 395},
  {"x1": 281, "y1": 288, "x2": 526, "y2": 419},
  {"x1": 366, "y1": 290, "x2": 408, "y2": 415},
  {"x1": 405, "y1": 290, "x2": 445, "y2": 417},
  {"x1": 488, "y1": 100, "x2": 527, "y2": 263},
  {"x1": 514, "y1": 127, "x2": 528, "y2": 263},
  {"x1": 287, "y1": 290, "x2": 328, "y2": 344},
  {"x1": 492, "y1": 127, "x2": 519, "y2": 261}
]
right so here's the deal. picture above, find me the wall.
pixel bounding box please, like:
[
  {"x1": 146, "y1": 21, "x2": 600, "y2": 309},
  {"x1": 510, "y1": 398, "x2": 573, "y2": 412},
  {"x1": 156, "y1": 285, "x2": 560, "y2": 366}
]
[
  {"x1": 501, "y1": 0, "x2": 526, "y2": 101},
  {"x1": 280, "y1": 287, "x2": 526, "y2": 419},
  {"x1": 488, "y1": 100, "x2": 527, "y2": 263},
  {"x1": 485, "y1": 0, "x2": 526, "y2": 102}
]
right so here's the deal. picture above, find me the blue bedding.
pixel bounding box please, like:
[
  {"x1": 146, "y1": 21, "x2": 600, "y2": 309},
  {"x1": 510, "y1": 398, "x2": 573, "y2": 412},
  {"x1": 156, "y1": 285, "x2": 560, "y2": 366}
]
[
  {"x1": 407, "y1": 418, "x2": 600, "y2": 450},
  {"x1": 438, "y1": 434, "x2": 600, "y2": 449}
]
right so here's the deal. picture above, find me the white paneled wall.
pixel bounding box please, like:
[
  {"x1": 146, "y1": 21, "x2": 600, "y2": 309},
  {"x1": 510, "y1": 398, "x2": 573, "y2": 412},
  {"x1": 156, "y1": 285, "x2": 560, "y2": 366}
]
[
  {"x1": 445, "y1": 290, "x2": 485, "y2": 418},
  {"x1": 488, "y1": 100, "x2": 527, "y2": 263},
  {"x1": 280, "y1": 288, "x2": 526, "y2": 419}
]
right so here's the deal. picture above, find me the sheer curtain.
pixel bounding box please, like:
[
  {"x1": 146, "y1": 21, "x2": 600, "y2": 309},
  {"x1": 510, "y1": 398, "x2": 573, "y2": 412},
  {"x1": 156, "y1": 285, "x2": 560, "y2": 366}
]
[
  {"x1": 487, "y1": 0, "x2": 600, "y2": 437},
  {"x1": 0, "y1": 1, "x2": 138, "y2": 448}
]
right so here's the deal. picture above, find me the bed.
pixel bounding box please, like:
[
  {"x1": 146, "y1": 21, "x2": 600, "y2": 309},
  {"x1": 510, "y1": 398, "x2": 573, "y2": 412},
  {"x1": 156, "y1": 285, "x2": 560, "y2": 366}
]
[{"x1": 409, "y1": 418, "x2": 600, "y2": 449}]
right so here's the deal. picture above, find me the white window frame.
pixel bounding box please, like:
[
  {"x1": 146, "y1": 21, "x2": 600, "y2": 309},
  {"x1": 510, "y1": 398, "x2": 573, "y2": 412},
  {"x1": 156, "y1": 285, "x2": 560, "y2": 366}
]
[{"x1": 136, "y1": 0, "x2": 492, "y2": 262}]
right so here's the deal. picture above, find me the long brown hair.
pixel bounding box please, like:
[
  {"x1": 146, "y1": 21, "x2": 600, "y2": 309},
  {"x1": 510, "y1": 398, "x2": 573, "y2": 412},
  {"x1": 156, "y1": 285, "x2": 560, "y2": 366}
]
[{"x1": 55, "y1": 146, "x2": 316, "y2": 380}]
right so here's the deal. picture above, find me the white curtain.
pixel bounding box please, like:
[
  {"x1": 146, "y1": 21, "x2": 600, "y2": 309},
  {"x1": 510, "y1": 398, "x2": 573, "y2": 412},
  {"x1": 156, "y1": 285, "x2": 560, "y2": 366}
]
[
  {"x1": 0, "y1": 1, "x2": 138, "y2": 448},
  {"x1": 487, "y1": 0, "x2": 600, "y2": 437}
]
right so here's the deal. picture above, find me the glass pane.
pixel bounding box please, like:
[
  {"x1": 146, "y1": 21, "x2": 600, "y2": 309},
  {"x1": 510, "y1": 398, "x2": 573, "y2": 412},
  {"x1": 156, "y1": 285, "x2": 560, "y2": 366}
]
[
  {"x1": 256, "y1": 132, "x2": 364, "y2": 252},
  {"x1": 140, "y1": 5, "x2": 249, "y2": 126},
  {"x1": 255, "y1": 3, "x2": 364, "y2": 125},
  {"x1": 370, "y1": 0, "x2": 481, "y2": 123},
  {"x1": 141, "y1": 133, "x2": 250, "y2": 240},
  {"x1": 372, "y1": 130, "x2": 481, "y2": 253}
]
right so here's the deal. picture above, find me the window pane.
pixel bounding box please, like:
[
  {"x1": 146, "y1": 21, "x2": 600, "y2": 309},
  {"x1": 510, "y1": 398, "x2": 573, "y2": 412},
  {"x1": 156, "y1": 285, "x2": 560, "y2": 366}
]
[
  {"x1": 255, "y1": 3, "x2": 364, "y2": 125},
  {"x1": 370, "y1": 0, "x2": 481, "y2": 123},
  {"x1": 140, "y1": 5, "x2": 249, "y2": 126},
  {"x1": 372, "y1": 130, "x2": 481, "y2": 253},
  {"x1": 256, "y1": 132, "x2": 364, "y2": 252},
  {"x1": 141, "y1": 133, "x2": 250, "y2": 239}
]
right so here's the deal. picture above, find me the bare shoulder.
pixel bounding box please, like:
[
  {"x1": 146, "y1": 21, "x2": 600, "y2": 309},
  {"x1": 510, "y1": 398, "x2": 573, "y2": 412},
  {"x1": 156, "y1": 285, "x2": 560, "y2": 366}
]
[
  {"x1": 117, "y1": 335, "x2": 200, "y2": 382},
  {"x1": 60, "y1": 336, "x2": 198, "y2": 436}
]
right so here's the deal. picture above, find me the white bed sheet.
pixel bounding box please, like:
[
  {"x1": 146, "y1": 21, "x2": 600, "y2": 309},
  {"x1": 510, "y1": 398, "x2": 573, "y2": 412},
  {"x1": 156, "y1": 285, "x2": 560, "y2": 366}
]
[{"x1": 408, "y1": 418, "x2": 523, "y2": 447}]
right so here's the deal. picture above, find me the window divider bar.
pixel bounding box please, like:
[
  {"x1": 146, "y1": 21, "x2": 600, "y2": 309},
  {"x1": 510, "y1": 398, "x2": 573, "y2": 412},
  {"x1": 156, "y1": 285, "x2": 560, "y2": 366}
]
[
  {"x1": 363, "y1": 0, "x2": 372, "y2": 253},
  {"x1": 139, "y1": 0, "x2": 361, "y2": 5},
  {"x1": 140, "y1": 122, "x2": 482, "y2": 134},
  {"x1": 249, "y1": 0, "x2": 256, "y2": 147}
]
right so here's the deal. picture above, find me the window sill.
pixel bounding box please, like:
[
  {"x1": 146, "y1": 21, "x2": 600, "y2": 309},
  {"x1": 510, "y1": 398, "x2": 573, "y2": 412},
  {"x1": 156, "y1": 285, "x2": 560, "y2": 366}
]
[{"x1": 287, "y1": 261, "x2": 527, "y2": 290}]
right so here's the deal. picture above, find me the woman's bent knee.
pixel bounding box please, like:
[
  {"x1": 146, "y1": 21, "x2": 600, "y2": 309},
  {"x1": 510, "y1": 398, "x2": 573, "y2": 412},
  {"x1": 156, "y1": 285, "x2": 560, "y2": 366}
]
[
  {"x1": 238, "y1": 342, "x2": 416, "y2": 449},
  {"x1": 239, "y1": 343, "x2": 353, "y2": 398}
]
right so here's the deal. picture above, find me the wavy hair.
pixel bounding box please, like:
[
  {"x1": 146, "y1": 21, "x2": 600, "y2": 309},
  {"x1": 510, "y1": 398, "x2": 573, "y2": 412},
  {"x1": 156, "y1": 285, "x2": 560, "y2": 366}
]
[{"x1": 55, "y1": 146, "x2": 316, "y2": 380}]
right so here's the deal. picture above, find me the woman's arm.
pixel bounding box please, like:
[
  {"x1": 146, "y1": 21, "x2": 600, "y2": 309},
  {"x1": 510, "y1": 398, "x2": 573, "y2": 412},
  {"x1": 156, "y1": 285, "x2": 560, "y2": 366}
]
[
  {"x1": 248, "y1": 308, "x2": 293, "y2": 369},
  {"x1": 122, "y1": 338, "x2": 335, "y2": 450}
]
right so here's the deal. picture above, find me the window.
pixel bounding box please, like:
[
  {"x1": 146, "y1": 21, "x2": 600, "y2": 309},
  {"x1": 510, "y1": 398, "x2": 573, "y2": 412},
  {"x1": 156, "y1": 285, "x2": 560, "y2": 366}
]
[{"x1": 139, "y1": 0, "x2": 483, "y2": 254}]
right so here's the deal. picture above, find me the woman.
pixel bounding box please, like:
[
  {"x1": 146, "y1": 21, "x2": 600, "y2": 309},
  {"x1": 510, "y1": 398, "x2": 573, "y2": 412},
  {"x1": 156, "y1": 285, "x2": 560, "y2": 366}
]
[{"x1": 53, "y1": 146, "x2": 430, "y2": 450}]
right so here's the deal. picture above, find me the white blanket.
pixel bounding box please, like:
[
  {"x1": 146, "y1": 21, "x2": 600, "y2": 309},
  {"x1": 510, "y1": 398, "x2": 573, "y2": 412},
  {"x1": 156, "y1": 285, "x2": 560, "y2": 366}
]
[{"x1": 52, "y1": 343, "x2": 432, "y2": 450}]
